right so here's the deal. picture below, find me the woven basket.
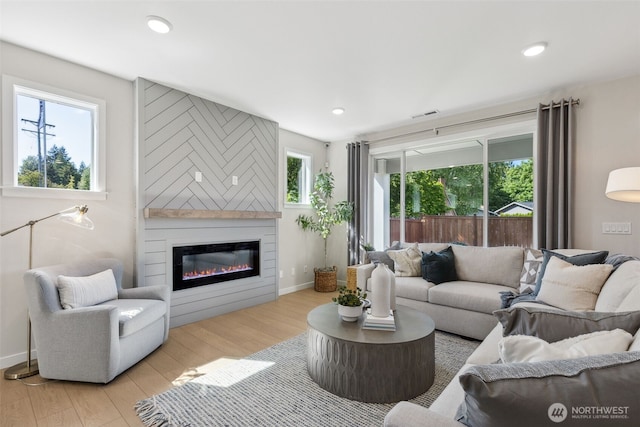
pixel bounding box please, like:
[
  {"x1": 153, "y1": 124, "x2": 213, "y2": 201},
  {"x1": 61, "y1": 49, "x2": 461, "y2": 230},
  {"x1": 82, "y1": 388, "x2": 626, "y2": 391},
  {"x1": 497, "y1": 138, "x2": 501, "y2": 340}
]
[{"x1": 314, "y1": 266, "x2": 337, "y2": 292}]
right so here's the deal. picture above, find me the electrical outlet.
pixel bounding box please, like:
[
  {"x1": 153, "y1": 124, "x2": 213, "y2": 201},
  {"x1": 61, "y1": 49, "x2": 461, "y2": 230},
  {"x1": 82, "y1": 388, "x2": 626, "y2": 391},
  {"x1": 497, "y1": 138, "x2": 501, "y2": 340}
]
[
  {"x1": 304, "y1": 265, "x2": 308, "y2": 273},
  {"x1": 291, "y1": 267, "x2": 295, "y2": 276},
  {"x1": 279, "y1": 270, "x2": 283, "y2": 279},
  {"x1": 232, "y1": 176, "x2": 238, "y2": 185},
  {"x1": 195, "y1": 171, "x2": 202, "y2": 182}
]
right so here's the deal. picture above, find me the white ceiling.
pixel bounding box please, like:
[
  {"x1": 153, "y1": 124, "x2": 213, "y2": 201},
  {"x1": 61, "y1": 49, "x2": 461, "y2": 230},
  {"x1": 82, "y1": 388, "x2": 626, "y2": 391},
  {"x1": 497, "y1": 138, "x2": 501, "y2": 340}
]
[{"x1": 1, "y1": 1, "x2": 639, "y2": 142}]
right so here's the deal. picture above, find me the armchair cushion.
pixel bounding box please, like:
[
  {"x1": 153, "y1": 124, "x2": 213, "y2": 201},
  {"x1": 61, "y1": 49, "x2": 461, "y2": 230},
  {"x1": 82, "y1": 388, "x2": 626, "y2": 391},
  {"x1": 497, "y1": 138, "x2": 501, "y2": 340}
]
[
  {"x1": 97, "y1": 299, "x2": 167, "y2": 337},
  {"x1": 57, "y1": 269, "x2": 118, "y2": 309}
]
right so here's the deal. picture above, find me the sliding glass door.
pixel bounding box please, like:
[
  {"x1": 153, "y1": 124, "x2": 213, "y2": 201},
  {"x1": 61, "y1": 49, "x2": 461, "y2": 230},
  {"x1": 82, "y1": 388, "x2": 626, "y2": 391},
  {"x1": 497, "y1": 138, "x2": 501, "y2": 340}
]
[{"x1": 370, "y1": 132, "x2": 533, "y2": 249}]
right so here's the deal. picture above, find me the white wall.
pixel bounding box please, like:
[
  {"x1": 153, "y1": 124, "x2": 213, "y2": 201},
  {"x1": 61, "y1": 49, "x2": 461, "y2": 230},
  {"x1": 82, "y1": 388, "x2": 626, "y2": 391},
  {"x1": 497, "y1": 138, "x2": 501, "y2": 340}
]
[
  {"x1": 0, "y1": 43, "x2": 135, "y2": 368},
  {"x1": 277, "y1": 129, "x2": 331, "y2": 294},
  {"x1": 571, "y1": 75, "x2": 640, "y2": 256}
]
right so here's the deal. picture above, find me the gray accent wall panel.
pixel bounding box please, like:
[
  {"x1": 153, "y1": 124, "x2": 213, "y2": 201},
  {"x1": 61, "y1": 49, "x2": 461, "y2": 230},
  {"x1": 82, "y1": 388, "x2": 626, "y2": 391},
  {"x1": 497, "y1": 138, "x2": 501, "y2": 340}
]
[
  {"x1": 142, "y1": 79, "x2": 277, "y2": 211},
  {"x1": 137, "y1": 78, "x2": 279, "y2": 327}
]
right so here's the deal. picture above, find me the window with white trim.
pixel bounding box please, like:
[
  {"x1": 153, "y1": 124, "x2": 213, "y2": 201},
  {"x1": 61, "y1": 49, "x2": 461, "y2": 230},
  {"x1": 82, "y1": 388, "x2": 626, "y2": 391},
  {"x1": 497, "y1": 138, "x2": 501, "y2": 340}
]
[
  {"x1": 285, "y1": 150, "x2": 312, "y2": 205},
  {"x1": 2, "y1": 76, "x2": 106, "y2": 198}
]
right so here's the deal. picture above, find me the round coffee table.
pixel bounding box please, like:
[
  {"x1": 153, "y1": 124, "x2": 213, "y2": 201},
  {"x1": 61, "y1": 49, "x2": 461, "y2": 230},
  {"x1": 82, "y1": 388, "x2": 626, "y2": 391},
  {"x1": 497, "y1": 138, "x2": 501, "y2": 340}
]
[{"x1": 306, "y1": 303, "x2": 435, "y2": 403}]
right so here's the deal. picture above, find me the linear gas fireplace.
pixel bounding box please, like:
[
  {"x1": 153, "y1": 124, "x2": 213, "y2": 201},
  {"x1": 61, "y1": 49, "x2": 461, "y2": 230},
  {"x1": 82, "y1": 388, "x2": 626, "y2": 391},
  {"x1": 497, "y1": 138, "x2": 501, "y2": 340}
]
[{"x1": 173, "y1": 240, "x2": 260, "y2": 291}]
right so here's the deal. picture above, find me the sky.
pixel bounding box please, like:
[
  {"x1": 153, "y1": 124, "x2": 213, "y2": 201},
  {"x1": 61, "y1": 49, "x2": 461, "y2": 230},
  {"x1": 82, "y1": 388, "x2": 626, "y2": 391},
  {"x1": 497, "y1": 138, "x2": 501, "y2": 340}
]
[{"x1": 16, "y1": 94, "x2": 93, "y2": 171}]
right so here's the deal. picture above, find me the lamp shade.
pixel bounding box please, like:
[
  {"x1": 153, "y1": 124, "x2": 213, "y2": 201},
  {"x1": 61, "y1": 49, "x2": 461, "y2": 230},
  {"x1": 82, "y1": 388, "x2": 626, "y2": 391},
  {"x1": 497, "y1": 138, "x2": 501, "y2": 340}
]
[
  {"x1": 58, "y1": 205, "x2": 95, "y2": 230},
  {"x1": 605, "y1": 167, "x2": 640, "y2": 203}
]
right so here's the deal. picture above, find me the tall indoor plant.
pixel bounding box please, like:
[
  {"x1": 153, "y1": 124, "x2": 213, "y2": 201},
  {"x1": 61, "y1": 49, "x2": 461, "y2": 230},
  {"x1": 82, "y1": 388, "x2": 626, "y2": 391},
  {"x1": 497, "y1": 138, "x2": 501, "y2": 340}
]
[{"x1": 296, "y1": 170, "x2": 353, "y2": 291}]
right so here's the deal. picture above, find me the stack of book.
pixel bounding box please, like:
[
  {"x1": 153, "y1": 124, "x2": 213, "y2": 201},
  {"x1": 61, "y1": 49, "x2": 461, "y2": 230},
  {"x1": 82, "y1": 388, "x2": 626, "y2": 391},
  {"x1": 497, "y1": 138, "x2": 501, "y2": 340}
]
[{"x1": 362, "y1": 308, "x2": 396, "y2": 331}]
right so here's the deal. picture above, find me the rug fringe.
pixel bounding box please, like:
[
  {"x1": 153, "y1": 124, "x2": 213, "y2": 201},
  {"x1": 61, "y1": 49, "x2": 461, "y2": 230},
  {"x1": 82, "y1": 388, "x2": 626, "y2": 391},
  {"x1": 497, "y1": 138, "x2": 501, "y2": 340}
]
[{"x1": 135, "y1": 396, "x2": 186, "y2": 427}]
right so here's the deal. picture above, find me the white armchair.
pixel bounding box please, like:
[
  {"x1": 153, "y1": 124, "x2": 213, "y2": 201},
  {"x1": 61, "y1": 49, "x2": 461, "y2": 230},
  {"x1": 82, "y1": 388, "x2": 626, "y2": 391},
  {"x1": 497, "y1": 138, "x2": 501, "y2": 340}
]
[{"x1": 24, "y1": 258, "x2": 170, "y2": 383}]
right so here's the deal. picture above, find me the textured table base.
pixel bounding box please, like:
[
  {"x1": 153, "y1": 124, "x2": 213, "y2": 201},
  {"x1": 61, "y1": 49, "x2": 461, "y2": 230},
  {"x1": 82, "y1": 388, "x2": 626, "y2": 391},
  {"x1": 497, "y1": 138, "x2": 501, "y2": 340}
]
[{"x1": 307, "y1": 327, "x2": 435, "y2": 403}]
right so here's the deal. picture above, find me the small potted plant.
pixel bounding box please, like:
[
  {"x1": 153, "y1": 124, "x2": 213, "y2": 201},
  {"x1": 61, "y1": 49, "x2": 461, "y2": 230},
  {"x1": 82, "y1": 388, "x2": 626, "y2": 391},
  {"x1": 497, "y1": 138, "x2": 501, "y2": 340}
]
[{"x1": 332, "y1": 286, "x2": 367, "y2": 322}]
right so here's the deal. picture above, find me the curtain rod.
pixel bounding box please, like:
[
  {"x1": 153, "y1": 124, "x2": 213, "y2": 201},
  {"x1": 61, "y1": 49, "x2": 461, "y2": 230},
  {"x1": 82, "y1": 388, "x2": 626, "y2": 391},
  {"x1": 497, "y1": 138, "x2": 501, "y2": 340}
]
[{"x1": 364, "y1": 99, "x2": 580, "y2": 144}]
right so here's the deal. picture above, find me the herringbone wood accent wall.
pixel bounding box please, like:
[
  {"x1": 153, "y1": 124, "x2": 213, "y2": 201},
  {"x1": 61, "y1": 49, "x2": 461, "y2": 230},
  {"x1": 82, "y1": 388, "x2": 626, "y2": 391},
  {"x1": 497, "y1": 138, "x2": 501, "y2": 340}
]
[
  {"x1": 137, "y1": 78, "x2": 279, "y2": 326},
  {"x1": 142, "y1": 79, "x2": 278, "y2": 210}
]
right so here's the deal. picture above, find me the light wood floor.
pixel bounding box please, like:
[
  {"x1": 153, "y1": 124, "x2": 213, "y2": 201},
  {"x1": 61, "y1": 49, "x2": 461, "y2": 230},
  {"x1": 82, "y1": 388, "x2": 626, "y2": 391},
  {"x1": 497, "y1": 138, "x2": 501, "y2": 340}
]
[{"x1": 0, "y1": 288, "x2": 334, "y2": 427}]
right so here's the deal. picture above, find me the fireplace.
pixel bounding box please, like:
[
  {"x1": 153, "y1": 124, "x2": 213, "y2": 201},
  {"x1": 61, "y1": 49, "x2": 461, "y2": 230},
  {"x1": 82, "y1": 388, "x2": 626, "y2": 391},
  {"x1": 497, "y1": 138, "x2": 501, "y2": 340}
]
[{"x1": 173, "y1": 241, "x2": 260, "y2": 291}]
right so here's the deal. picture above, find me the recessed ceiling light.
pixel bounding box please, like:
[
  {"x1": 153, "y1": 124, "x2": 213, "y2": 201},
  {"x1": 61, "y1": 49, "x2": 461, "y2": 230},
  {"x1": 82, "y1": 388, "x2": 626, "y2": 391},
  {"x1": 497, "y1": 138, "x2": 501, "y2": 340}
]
[
  {"x1": 522, "y1": 42, "x2": 547, "y2": 57},
  {"x1": 147, "y1": 15, "x2": 172, "y2": 34},
  {"x1": 332, "y1": 107, "x2": 345, "y2": 115}
]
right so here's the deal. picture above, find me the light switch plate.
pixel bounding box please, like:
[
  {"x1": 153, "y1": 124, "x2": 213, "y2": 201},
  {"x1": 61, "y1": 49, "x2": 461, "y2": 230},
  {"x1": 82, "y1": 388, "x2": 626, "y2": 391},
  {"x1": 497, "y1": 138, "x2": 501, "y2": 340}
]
[{"x1": 602, "y1": 222, "x2": 632, "y2": 235}]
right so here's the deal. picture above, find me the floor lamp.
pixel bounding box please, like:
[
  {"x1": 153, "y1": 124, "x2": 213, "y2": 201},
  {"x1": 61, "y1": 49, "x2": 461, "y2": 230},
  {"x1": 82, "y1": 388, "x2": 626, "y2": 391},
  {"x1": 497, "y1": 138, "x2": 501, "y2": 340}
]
[{"x1": 1, "y1": 204, "x2": 94, "y2": 380}]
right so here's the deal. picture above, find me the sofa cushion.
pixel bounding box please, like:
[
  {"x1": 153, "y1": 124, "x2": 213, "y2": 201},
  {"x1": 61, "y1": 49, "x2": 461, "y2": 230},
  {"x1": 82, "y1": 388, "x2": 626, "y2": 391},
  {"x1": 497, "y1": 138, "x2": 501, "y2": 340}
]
[
  {"x1": 494, "y1": 305, "x2": 640, "y2": 343},
  {"x1": 387, "y1": 242, "x2": 422, "y2": 277},
  {"x1": 596, "y1": 260, "x2": 640, "y2": 312},
  {"x1": 428, "y1": 281, "x2": 513, "y2": 314},
  {"x1": 519, "y1": 248, "x2": 543, "y2": 293},
  {"x1": 396, "y1": 276, "x2": 433, "y2": 302},
  {"x1": 533, "y1": 249, "x2": 609, "y2": 295},
  {"x1": 498, "y1": 329, "x2": 633, "y2": 363},
  {"x1": 421, "y1": 246, "x2": 457, "y2": 285},
  {"x1": 451, "y1": 245, "x2": 523, "y2": 288},
  {"x1": 57, "y1": 269, "x2": 118, "y2": 309},
  {"x1": 536, "y1": 257, "x2": 612, "y2": 311},
  {"x1": 366, "y1": 251, "x2": 395, "y2": 271},
  {"x1": 97, "y1": 298, "x2": 167, "y2": 337},
  {"x1": 456, "y1": 352, "x2": 640, "y2": 427}
]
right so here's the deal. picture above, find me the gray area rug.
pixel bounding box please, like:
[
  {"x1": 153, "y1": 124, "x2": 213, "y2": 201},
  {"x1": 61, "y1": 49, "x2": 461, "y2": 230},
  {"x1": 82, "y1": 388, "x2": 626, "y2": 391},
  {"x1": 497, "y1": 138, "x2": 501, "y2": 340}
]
[{"x1": 136, "y1": 331, "x2": 479, "y2": 426}]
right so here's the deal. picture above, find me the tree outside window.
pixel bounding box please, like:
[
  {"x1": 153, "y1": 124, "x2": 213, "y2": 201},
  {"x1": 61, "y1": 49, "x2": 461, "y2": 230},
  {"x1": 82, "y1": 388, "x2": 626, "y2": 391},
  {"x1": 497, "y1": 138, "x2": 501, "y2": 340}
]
[{"x1": 15, "y1": 90, "x2": 95, "y2": 191}]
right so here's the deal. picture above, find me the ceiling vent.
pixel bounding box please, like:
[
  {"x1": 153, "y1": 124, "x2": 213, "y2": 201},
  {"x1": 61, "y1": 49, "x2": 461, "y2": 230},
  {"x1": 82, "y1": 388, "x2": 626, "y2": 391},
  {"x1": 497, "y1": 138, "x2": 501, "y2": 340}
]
[{"x1": 411, "y1": 110, "x2": 439, "y2": 119}]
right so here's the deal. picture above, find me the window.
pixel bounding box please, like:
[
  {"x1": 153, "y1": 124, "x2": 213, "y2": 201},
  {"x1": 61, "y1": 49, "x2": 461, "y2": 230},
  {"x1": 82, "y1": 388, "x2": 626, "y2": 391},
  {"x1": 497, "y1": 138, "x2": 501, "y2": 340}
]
[
  {"x1": 285, "y1": 150, "x2": 312, "y2": 205},
  {"x1": 2, "y1": 76, "x2": 106, "y2": 199},
  {"x1": 372, "y1": 130, "x2": 534, "y2": 249}
]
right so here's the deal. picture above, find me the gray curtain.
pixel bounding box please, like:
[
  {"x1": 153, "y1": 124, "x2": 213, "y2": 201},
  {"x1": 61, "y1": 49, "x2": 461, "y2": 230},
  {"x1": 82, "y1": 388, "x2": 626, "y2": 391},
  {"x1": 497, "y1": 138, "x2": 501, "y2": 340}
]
[
  {"x1": 347, "y1": 141, "x2": 369, "y2": 265},
  {"x1": 535, "y1": 98, "x2": 575, "y2": 249}
]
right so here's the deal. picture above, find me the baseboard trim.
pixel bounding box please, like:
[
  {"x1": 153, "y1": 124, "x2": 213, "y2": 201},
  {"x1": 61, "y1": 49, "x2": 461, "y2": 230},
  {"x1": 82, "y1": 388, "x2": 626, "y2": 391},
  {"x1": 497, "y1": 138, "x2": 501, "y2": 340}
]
[{"x1": 278, "y1": 280, "x2": 346, "y2": 296}]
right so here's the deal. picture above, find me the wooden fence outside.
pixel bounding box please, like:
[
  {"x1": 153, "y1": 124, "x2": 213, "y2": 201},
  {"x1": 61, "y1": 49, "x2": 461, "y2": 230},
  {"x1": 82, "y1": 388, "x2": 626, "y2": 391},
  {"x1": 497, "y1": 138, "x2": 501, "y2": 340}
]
[{"x1": 390, "y1": 216, "x2": 533, "y2": 247}]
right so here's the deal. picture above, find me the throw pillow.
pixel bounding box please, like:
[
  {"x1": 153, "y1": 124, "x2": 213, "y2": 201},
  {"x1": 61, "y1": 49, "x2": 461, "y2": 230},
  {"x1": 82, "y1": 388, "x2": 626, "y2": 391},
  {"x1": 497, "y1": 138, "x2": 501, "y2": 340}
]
[
  {"x1": 519, "y1": 248, "x2": 543, "y2": 293},
  {"x1": 456, "y1": 352, "x2": 640, "y2": 427},
  {"x1": 535, "y1": 257, "x2": 613, "y2": 311},
  {"x1": 533, "y1": 248, "x2": 609, "y2": 296},
  {"x1": 498, "y1": 329, "x2": 633, "y2": 363},
  {"x1": 494, "y1": 305, "x2": 640, "y2": 343},
  {"x1": 366, "y1": 251, "x2": 394, "y2": 271},
  {"x1": 387, "y1": 242, "x2": 422, "y2": 277},
  {"x1": 421, "y1": 246, "x2": 457, "y2": 285},
  {"x1": 57, "y1": 269, "x2": 118, "y2": 309}
]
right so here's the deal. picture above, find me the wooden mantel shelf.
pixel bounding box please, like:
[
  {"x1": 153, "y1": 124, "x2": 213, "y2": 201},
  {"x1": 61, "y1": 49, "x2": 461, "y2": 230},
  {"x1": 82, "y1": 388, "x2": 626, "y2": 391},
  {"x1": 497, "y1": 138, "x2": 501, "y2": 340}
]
[{"x1": 144, "y1": 208, "x2": 282, "y2": 220}]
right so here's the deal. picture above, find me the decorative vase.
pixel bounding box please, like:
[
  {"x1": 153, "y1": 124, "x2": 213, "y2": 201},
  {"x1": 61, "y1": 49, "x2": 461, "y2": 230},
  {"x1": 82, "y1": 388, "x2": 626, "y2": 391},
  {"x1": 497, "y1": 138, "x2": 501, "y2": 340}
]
[
  {"x1": 338, "y1": 303, "x2": 363, "y2": 322},
  {"x1": 384, "y1": 264, "x2": 396, "y2": 311},
  {"x1": 371, "y1": 263, "x2": 391, "y2": 317}
]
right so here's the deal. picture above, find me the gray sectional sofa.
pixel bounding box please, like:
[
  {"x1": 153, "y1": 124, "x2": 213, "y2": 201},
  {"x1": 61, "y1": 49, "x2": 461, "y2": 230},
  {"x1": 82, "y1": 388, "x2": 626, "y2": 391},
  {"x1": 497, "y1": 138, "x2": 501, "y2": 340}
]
[
  {"x1": 357, "y1": 243, "x2": 526, "y2": 340},
  {"x1": 359, "y1": 243, "x2": 640, "y2": 426}
]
